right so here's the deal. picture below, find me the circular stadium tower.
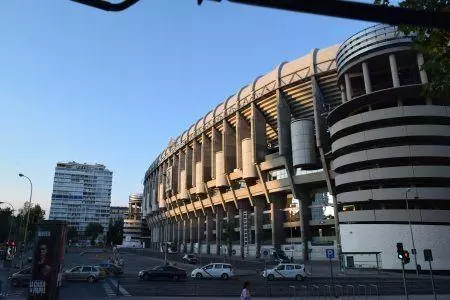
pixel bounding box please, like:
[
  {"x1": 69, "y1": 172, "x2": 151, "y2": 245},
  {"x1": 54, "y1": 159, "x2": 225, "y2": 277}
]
[{"x1": 328, "y1": 24, "x2": 450, "y2": 271}]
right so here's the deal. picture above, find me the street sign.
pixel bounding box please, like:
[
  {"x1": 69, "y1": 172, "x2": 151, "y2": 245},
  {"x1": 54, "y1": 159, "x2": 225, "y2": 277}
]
[{"x1": 326, "y1": 249, "x2": 335, "y2": 259}]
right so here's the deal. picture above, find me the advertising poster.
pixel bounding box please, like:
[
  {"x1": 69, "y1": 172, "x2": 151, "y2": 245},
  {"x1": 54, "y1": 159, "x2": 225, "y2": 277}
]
[{"x1": 28, "y1": 220, "x2": 67, "y2": 300}]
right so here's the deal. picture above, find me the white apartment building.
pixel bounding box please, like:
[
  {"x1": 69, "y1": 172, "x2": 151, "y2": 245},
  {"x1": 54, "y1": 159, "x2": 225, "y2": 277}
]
[{"x1": 49, "y1": 162, "x2": 113, "y2": 238}]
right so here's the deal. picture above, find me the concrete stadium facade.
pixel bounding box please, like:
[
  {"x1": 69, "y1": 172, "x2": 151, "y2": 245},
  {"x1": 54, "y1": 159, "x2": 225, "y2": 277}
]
[{"x1": 142, "y1": 24, "x2": 450, "y2": 270}]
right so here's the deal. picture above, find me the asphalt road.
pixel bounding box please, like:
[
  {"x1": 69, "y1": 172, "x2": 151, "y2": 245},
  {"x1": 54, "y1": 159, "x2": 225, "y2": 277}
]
[{"x1": 2, "y1": 248, "x2": 450, "y2": 299}]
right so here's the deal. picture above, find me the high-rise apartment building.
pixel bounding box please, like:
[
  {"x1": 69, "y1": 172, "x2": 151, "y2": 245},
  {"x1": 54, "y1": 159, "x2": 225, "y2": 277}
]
[{"x1": 49, "y1": 162, "x2": 113, "y2": 238}]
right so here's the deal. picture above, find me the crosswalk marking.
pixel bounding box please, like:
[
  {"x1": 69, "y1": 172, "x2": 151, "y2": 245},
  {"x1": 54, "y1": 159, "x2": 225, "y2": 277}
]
[
  {"x1": 103, "y1": 282, "x2": 117, "y2": 297},
  {"x1": 109, "y1": 279, "x2": 131, "y2": 297}
]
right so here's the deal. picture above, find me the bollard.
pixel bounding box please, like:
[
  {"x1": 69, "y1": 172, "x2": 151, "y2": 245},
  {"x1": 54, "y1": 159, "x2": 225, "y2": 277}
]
[
  {"x1": 289, "y1": 285, "x2": 296, "y2": 300},
  {"x1": 116, "y1": 280, "x2": 120, "y2": 296},
  {"x1": 346, "y1": 284, "x2": 356, "y2": 300},
  {"x1": 299, "y1": 285, "x2": 308, "y2": 299},
  {"x1": 334, "y1": 284, "x2": 343, "y2": 298},
  {"x1": 369, "y1": 284, "x2": 379, "y2": 300}
]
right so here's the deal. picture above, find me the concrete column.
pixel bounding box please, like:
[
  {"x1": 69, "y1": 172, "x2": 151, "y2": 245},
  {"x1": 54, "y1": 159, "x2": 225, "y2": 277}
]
[
  {"x1": 215, "y1": 208, "x2": 223, "y2": 255},
  {"x1": 239, "y1": 208, "x2": 245, "y2": 259},
  {"x1": 251, "y1": 103, "x2": 267, "y2": 164},
  {"x1": 344, "y1": 73, "x2": 352, "y2": 101},
  {"x1": 236, "y1": 112, "x2": 251, "y2": 169},
  {"x1": 362, "y1": 61, "x2": 372, "y2": 94},
  {"x1": 197, "y1": 215, "x2": 205, "y2": 254},
  {"x1": 254, "y1": 198, "x2": 264, "y2": 258},
  {"x1": 276, "y1": 90, "x2": 292, "y2": 156},
  {"x1": 189, "y1": 217, "x2": 197, "y2": 253},
  {"x1": 211, "y1": 127, "x2": 222, "y2": 180},
  {"x1": 389, "y1": 54, "x2": 400, "y2": 88},
  {"x1": 271, "y1": 195, "x2": 285, "y2": 250},
  {"x1": 339, "y1": 84, "x2": 347, "y2": 103},
  {"x1": 417, "y1": 53, "x2": 428, "y2": 84},
  {"x1": 201, "y1": 133, "x2": 212, "y2": 181},
  {"x1": 172, "y1": 221, "x2": 177, "y2": 243},
  {"x1": 205, "y1": 212, "x2": 213, "y2": 254},
  {"x1": 223, "y1": 119, "x2": 236, "y2": 173},
  {"x1": 226, "y1": 208, "x2": 236, "y2": 256},
  {"x1": 182, "y1": 219, "x2": 187, "y2": 253}
]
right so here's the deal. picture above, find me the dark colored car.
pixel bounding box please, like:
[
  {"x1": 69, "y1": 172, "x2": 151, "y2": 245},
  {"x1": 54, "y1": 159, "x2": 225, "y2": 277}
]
[
  {"x1": 9, "y1": 266, "x2": 32, "y2": 287},
  {"x1": 99, "y1": 263, "x2": 123, "y2": 275},
  {"x1": 272, "y1": 250, "x2": 290, "y2": 264},
  {"x1": 182, "y1": 254, "x2": 198, "y2": 264},
  {"x1": 138, "y1": 265, "x2": 187, "y2": 281}
]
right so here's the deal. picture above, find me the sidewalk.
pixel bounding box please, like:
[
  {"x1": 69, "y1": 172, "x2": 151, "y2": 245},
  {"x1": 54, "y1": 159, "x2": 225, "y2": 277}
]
[{"x1": 110, "y1": 295, "x2": 449, "y2": 300}]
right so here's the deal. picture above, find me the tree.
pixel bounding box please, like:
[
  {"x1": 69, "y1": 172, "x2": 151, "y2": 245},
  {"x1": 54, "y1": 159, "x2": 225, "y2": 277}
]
[
  {"x1": 106, "y1": 219, "x2": 124, "y2": 246},
  {"x1": 67, "y1": 227, "x2": 78, "y2": 243},
  {"x1": 375, "y1": 0, "x2": 450, "y2": 97},
  {"x1": 85, "y1": 222, "x2": 104, "y2": 245},
  {"x1": 0, "y1": 207, "x2": 14, "y2": 243},
  {"x1": 15, "y1": 203, "x2": 45, "y2": 243}
]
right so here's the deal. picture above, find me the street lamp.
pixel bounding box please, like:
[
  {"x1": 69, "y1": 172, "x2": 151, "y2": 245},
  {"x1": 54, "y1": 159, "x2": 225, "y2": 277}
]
[
  {"x1": 19, "y1": 173, "x2": 33, "y2": 268},
  {"x1": 0, "y1": 202, "x2": 15, "y2": 243},
  {"x1": 405, "y1": 187, "x2": 419, "y2": 277}
]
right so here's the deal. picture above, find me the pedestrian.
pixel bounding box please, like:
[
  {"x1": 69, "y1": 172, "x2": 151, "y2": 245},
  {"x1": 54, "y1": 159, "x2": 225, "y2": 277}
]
[{"x1": 240, "y1": 280, "x2": 250, "y2": 300}]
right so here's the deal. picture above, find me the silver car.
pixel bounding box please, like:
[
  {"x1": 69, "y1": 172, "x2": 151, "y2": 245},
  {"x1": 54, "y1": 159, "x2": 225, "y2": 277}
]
[{"x1": 64, "y1": 265, "x2": 101, "y2": 283}]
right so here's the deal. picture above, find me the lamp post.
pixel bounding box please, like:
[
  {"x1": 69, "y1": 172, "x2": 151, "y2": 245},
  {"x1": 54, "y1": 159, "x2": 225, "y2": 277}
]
[
  {"x1": 405, "y1": 188, "x2": 419, "y2": 277},
  {"x1": 0, "y1": 202, "x2": 15, "y2": 243},
  {"x1": 19, "y1": 173, "x2": 33, "y2": 268}
]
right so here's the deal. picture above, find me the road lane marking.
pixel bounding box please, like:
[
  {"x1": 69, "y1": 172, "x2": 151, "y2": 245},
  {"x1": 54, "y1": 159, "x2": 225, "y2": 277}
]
[{"x1": 109, "y1": 279, "x2": 131, "y2": 297}]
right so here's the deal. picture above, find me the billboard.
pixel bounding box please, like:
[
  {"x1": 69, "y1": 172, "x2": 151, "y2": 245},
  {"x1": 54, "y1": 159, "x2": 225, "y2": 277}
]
[{"x1": 28, "y1": 220, "x2": 67, "y2": 300}]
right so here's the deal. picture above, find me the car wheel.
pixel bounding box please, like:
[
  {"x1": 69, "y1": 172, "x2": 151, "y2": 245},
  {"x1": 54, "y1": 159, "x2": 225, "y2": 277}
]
[
  {"x1": 267, "y1": 274, "x2": 275, "y2": 281},
  {"x1": 295, "y1": 274, "x2": 304, "y2": 281},
  {"x1": 221, "y1": 273, "x2": 229, "y2": 280},
  {"x1": 143, "y1": 274, "x2": 150, "y2": 281},
  {"x1": 172, "y1": 275, "x2": 179, "y2": 281},
  {"x1": 11, "y1": 279, "x2": 19, "y2": 287},
  {"x1": 195, "y1": 273, "x2": 203, "y2": 280},
  {"x1": 87, "y1": 276, "x2": 95, "y2": 283}
]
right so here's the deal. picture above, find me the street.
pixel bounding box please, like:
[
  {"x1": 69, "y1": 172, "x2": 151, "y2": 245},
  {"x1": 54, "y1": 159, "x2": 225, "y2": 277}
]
[{"x1": 2, "y1": 248, "x2": 450, "y2": 299}]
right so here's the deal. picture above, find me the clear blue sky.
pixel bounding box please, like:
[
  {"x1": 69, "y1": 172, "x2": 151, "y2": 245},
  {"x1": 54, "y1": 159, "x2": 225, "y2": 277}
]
[{"x1": 0, "y1": 0, "x2": 372, "y2": 217}]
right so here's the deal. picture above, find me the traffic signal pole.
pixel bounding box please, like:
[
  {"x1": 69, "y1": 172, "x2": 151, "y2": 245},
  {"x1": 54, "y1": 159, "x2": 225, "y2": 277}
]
[{"x1": 401, "y1": 260, "x2": 409, "y2": 300}]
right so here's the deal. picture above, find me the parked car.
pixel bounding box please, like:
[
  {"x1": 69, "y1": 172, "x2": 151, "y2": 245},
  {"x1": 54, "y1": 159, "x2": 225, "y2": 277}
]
[
  {"x1": 182, "y1": 254, "x2": 198, "y2": 264},
  {"x1": 93, "y1": 265, "x2": 108, "y2": 278},
  {"x1": 99, "y1": 262, "x2": 123, "y2": 275},
  {"x1": 138, "y1": 265, "x2": 187, "y2": 281},
  {"x1": 64, "y1": 265, "x2": 102, "y2": 283},
  {"x1": 9, "y1": 267, "x2": 32, "y2": 287},
  {"x1": 262, "y1": 263, "x2": 307, "y2": 281},
  {"x1": 9, "y1": 267, "x2": 67, "y2": 287},
  {"x1": 191, "y1": 263, "x2": 234, "y2": 280}
]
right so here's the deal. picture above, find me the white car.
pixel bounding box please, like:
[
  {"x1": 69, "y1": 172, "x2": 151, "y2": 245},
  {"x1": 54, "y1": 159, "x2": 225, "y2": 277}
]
[
  {"x1": 191, "y1": 263, "x2": 234, "y2": 280},
  {"x1": 262, "y1": 263, "x2": 307, "y2": 281}
]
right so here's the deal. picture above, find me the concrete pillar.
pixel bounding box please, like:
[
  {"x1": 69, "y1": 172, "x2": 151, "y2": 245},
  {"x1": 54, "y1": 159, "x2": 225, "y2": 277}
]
[
  {"x1": 211, "y1": 127, "x2": 222, "y2": 180},
  {"x1": 201, "y1": 133, "x2": 212, "y2": 181},
  {"x1": 276, "y1": 90, "x2": 292, "y2": 156},
  {"x1": 389, "y1": 54, "x2": 400, "y2": 88},
  {"x1": 189, "y1": 217, "x2": 197, "y2": 253},
  {"x1": 417, "y1": 53, "x2": 428, "y2": 84},
  {"x1": 270, "y1": 195, "x2": 285, "y2": 250},
  {"x1": 185, "y1": 146, "x2": 193, "y2": 189},
  {"x1": 251, "y1": 103, "x2": 267, "y2": 164},
  {"x1": 344, "y1": 73, "x2": 352, "y2": 101},
  {"x1": 197, "y1": 215, "x2": 204, "y2": 254},
  {"x1": 215, "y1": 208, "x2": 223, "y2": 255},
  {"x1": 339, "y1": 84, "x2": 347, "y2": 104},
  {"x1": 236, "y1": 111, "x2": 251, "y2": 169},
  {"x1": 254, "y1": 198, "x2": 264, "y2": 258},
  {"x1": 239, "y1": 208, "x2": 245, "y2": 259},
  {"x1": 182, "y1": 219, "x2": 187, "y2": 253},
  {"x1": 205, "y1": 212, "x2": 213, "y2": 254},
  {"x1": 362, "y1": 61, "x2": 372, "y2": 94},
  {"x1": 226, "y1": 208, "x2": 236, "y2": 256},
  {"x1": 223, "y1": 119, "x2": 236, "y2": 173}
]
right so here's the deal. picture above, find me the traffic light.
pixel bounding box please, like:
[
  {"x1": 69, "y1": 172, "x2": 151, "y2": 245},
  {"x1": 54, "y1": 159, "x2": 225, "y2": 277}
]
[
  {"x1": 396, "y1": 243, "x2": 404, "y2": 259},
  {"x1": 403, "y1": 250, "x2": 411, "y2": 264}
]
